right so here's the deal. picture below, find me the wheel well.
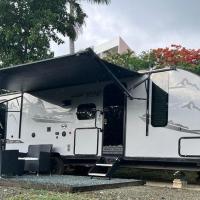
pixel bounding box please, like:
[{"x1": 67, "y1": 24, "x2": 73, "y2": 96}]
[
  {"x1": 50, "y1": 153, "x2": 65, "y2": 175},
  {"x1": 51, "y1": 152, "x2": 62, "y2": 159}
]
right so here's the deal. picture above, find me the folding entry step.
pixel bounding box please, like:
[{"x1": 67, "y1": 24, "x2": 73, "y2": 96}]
[{"x1": 88, "y1": 156, "x2": 120, "y2": 179}]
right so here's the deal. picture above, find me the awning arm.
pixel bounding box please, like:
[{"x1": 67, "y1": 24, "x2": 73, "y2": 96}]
[
  {"x1": 90, "y1": 50, "x2": 134, "y2": 100},
  {"x1": 139, "y1": 67, "x2": 176, "y2": 75},
  {"x1": 0, "y1": 95, "x2": 22, "y2": 105},
  {"x1": 128, "y1": 75, "x2": 148, "y2": 92},
  {"x1": 130, "y1": 67, "x2": 176, "y2": 91}
]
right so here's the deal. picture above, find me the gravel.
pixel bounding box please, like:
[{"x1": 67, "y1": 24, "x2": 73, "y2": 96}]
[
  {"x1": 7, "y1": 175, "x2": 142, "y2": 187},
  {"x1": 1, "y1": 185, "x2": 200, "y2": 200}
]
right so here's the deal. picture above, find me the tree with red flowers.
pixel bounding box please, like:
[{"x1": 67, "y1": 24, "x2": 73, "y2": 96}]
[
  {"x1": 152, "y1": 44, "x2": 200, "y2": 74},
  {"x1": 105, "y1": 45, "x2": 200, "y2": 75}
]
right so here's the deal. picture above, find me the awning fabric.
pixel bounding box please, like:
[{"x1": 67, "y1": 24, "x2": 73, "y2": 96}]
[{"x1": 0, "y1": 48, "x2": 141, "y2": 93}]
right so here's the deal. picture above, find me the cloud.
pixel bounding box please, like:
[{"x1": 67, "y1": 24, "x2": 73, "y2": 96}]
[{"x1": 52, "y1": 0, "x2": 200, "y2": 56}]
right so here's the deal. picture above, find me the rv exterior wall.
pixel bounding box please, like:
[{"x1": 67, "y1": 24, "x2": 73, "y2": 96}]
[
  {"x1": 125, "y1": 69, "x2": 200, "y2": 158},
  {"x1": 5, "y1": 82, "x2": 107, "y2": 157}
]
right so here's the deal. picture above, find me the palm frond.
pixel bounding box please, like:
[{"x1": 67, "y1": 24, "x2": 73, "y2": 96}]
[{"x1": 83, "y1": 0, "x2": 111, "y2": 5}]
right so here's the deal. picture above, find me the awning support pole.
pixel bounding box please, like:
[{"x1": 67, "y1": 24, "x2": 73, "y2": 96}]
[
  {"x1": 140, "y1": 67, "x2": 176, "y2": 75},
  {"x1": 92, "y1": 53, "x2": 134, "y2": 100},
  {"x1": 128, "y1": 76, "x2": 148, "y2": 92},
  {"x1": 0, "y1": 95, "x2": 22, "y2": 105},
  {"x1": 18, "y1": 93, "x2": 24, "y2": 139},
  {"x1": 145, "y1": 74, "x2": 150, "y2": 136}
]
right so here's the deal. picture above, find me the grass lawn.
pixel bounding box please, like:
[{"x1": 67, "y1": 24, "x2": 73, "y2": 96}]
[{"x1": 7, "y1": 189, "x2": 95, "y2": 200}]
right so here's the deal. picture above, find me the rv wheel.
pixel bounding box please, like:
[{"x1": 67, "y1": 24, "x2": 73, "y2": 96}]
[
  {"x1": 51, "y1": 157, "x2": 64, "y2": 175},
  {"x1": 196, "y1": 172, "x2": 200, "y2": 182}
]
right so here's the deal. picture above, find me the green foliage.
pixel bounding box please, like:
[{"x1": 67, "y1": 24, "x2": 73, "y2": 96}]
[
  {"x1": 0, "y1": 0, "x2": 86, "y2": 67},
  {"x1": 104, "y1": 50, "x2": 152, "y2": 71},
  {"x1": 104, "y1": 48, "x2": 200, "y2": 75},
  {"x1": 177, "y1": 63, "x2": 200, "y2": 75}
]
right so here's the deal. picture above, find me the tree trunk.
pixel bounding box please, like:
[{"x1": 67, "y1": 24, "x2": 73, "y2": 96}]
[
  {"x1": 69, "y1": 38, "x2": 75, "y2": 54},
  {"x1": 69, "y1": 1, "x2": 75, "y2": 54}
]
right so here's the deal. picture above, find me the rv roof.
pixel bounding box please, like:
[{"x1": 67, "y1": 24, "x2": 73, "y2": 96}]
[{"x1": 0, "y1": 48, "x2": 140, "y2": 93}]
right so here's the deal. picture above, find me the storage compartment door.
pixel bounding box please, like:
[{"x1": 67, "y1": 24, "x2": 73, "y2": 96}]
[
  {"x1": 74, "y1": 128, "x2": 99, "y2": 155},
  {"x1": 179, "y1": 138, "x2": 200, "y2": 157}
]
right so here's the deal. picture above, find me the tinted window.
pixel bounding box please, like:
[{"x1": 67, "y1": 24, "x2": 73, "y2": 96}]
[
  {"x1": 77, "y1": 103, "x2": 96, "y2": 120},
  {"x1": 151, "y1": 82, "x2": 168, "y2": 127}
]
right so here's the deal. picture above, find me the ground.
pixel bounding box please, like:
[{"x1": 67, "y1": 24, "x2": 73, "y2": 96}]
[
  {"x1": 1, "y1": 168, "x2": 200, "y2": 200},
  {"x1": 2, "y1": 185, "x2": 200, "y2": 200}
]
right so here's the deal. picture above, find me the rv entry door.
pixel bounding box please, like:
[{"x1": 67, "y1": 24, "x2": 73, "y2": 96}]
[{"x1": 103, "y1": 84, "x2": 125, "y2": 156}]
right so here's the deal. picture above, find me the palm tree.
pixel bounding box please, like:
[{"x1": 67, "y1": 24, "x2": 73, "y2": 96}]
[{"x1": 69, "y1": 0, "x2": 111, "y2": 54}]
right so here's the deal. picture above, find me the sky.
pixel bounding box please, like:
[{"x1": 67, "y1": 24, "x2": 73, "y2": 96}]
[{"x1": 51, "y1": 0, "x2": 200, "y2": 56}]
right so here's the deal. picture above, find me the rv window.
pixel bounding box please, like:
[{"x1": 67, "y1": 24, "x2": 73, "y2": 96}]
[
  {"x1": 151, "y1": 82, "x2": 168, "y2": 127},
  {"x1": 77, "y1": 103, "x2": 96, "y2": 120}
]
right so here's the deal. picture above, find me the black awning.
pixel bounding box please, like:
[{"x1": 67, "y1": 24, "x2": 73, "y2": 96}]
[{"x1": 0, "y1": 48, "x2": 140, "y2": 93}]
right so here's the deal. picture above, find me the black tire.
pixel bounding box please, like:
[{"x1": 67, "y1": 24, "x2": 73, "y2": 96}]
[
  {"x1": 196, "y1": 172, "x2": 200, "y2": 182},
  {"x1": 51, "y1": 157, "x2": 64, "y2": 175}
]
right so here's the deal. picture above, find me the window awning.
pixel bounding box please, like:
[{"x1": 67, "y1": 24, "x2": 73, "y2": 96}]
[{"x1": 0, "y1": 48, "x2": 141, "y2": 96}]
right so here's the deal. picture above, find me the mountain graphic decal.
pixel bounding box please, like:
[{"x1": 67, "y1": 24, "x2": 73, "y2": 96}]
[
  {"x1": 171, "y1": 78, "x2": 200, "y2": 91},
  {"x1": 140, "y1": 114, "x2": 200, "y2": 135},
  {"x1": 182, "y1": 101, "x2": 200, "y2": 112}
]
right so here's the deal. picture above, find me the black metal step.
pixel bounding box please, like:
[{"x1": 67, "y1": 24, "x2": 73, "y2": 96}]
[
  {"x1": 96, "y1": 163, "x2": 113, "y2": 167},
  {"x1": 88, "y1": 173, "x2": 107, "y2": 177},
  {"x1": 88, "y1": 156, "x2": 120, "y2": 179}
]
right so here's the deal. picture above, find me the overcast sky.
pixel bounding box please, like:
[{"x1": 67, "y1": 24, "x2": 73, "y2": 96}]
[{"x1": 51, "y1": 0, "x2": 200, "y2": 56}]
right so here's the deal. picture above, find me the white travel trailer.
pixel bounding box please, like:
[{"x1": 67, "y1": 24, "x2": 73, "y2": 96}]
[{"x1": 0, "y1": 49, "x2": 199, "y2": 177}]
